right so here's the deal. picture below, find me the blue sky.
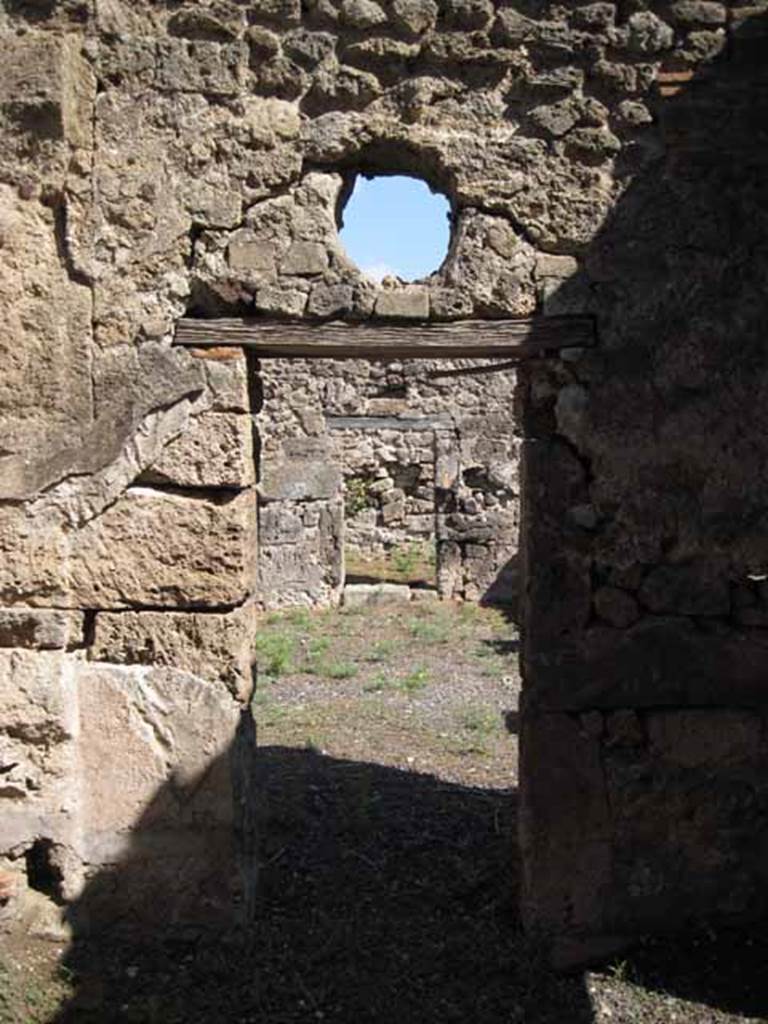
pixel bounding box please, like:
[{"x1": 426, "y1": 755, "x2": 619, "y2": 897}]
[{"x1": 339, "y1": 175, "x2": 451, "y2": 282}]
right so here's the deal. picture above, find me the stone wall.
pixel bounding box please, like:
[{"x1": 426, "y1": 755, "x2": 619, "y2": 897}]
[
  {"x1": 0, "y1": 0, "x2": 766, "y2": 963},
  {"x1": 256, "y1": 355, "x2": 520, "y2": 606}
]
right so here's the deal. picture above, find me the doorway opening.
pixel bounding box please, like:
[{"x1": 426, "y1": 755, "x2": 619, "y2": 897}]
[
  {"x1": 251, "y1": 342, "x2": 523, "y2": 1009},
  {"x1": 254, "y1": 354, "x2": 520, "y2": 611}
]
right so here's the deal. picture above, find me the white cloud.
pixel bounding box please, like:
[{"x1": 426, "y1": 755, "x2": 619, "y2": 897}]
[{"x1": 360, "y1": 262, "x2": 398, "y2": 283}]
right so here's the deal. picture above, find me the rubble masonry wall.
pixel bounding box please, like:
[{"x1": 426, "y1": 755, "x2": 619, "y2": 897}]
[{"x1": 0, "y1": 0, "x2": 767, "y2": 961}]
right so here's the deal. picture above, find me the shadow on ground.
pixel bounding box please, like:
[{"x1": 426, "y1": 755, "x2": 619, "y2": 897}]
[
  {"x1": 36, "y1": 741, "x2": 768, "y2": 1023},
  {"x1": 47, "y1": 744, "x2": 592, "y2": 1024}
]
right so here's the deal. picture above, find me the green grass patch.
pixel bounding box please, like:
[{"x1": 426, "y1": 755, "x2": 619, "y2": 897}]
[
  {"x1": 409, "y1": 615, "x2": 451, "y2": 644},
  {"x1": 323, "y1": 660, "x2": 357, "y2": 680},
  {"x1": 458, "y1": 705, "x2": 500, "y2": 737},
  {"x1": 363, "y1": 672, "x2": 393, "y2": 693},
  {"x1": 396, "y1": 666, "x2": 430, "y2": 694},
  {"x1": 254, "y1": 632, "x2": 296, "y2": 678},
  {"x1": 365, "y1": 638, "x2": 398, "y2": 663}
]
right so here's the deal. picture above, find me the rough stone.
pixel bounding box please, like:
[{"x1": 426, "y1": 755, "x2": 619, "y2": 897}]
[
  {"x1": 228, "y1": 233, "x2": 278, "y2": 275},
  {"x1": 593, "y1": 586, "x2": 640, "y2": 629},
  {"x1": 307, "y1": 282, "x2": 354, "y2": 317},
  {"x1": 669, "y1": 1, "x2": 726, "y2": 25},
  {"x1": 0, "y1": 186, "x2": 93, "y2": 486},
  {"x1": 0, "y1": 506, "x2": 70, "y2": 608},
  {"x1": 339, "y1": 0, "x2": 388, "y2": 29},
  {"x1": 627, "y1": 11, "x2": 674, "y2": 52},
  {"x1": 391, "y1": 0, "x2": 439, "y2": 35},
  {"x1": 255, "y1": 285, "x2": 308, "y2": 317},
  {"x1": 281, "y1": 241, "x2": 330, "y2": 276},
  {"x1": 0, "y1": 610, "x2": 84, "y2": 651},
  {"x1": 140, "y1": 412, "x2": 255, "y2": 489},
  {"x1": 343, "y1": 583, "x2": 412, "y2": 606},
  {"x1": 638, "y1": 562, "x2": 730, "y2": 617},
  {"x1": 258, "y1": 499, "x2": 343, "y2": 606},
  {"x1": 91, "y1": 608, "x2": 256, "y2": 701},
  {"x1": 374, "y1": 288, "x2": 430, "y2": 319},
  {"x1": 0, "y1": 652, "x2": 76, "y2": 822},
  {"x1": 69, "y1": 488, "x2": 257, "y2": 609}
]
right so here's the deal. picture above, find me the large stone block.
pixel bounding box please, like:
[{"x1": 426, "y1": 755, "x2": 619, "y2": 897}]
[
  {"x1": 259, "y1": 455, "x2": 341, "y2": 502},
  {"x1": 0, "y1": 506, "x2": 69, "y2": 608},
  {"x1": 522, "y1": 701, "x2": 768, "y2": 965},
  {"x1": 190, "y1": 348, "x2": 251, "y2": 414},
  {"x1": 1, "y1": 656, "x2": 256, "y2": 934},
  {"x1": 74, "y1": 663, "x2": 254, "y2": 932},
  {"x1": 0, "y1": 651, "x2": 79, "y2": 857},
  {"x1": 0, "y1": 34, "x2": 95, "y2": 149},
  {"x1": 0, "y1": 188, "x2": 93, "y2": 486},
  {"x1": 91, "y1": 607, "x2": 256, "y2": 700},
  {"x1": 519, "y1": 711, "x2": 616, "y2": 964},
  {"x1": 374, "y1": 287, "x2": 429, "y2": 319},
  {"x1": 524, "y1": 617, "x2": 768, "y2": 712},
  {"x1": 141, "y1": 412, "x2": 255, "y2": 489},
  {"x1": 0, "y1": 609, "x2": 84, "y2": 650},
  {"x1": 69, "y1": 487, "x2": 257, "y2": 609},
  {"x1": 258, "y1": 499, "x2": 343, "y2": 607}
]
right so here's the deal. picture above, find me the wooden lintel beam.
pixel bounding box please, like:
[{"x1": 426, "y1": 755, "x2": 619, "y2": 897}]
[{"x1": 174, "y1": 316, "x2": 595, "y2": 359}]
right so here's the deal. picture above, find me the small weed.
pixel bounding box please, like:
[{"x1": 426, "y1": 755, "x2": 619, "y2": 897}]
[
  {"x1": 366, "y1": 638, "x2": 398, "y2": 663},
  {"x1": 254, "y1": 633, "x2": 295, "y2": 677},
  {"x1": 457, "y1": 602, "x2": 482, "y2": 624},
  {"x1": 607, "y1": 959, "x2": 632, "y2": 983},
  {"x1": 459, "y1": 705, "x2": 499, "y2": 736},
  {"x1": 258, "y1": 702, "x2": 288, "y2": 727},
  {"x1": 472, "y1": 642, "x2": 507, "y2": 678},
  {"x1": 345, "y1": 477, "x2": 374, "y2": 516},
  {"x1": 409, "y1": 616, "x2": 450, "y2": 644},
  {"x1": 397, "y1": 666, "x2": 430, "y2": 693},
  {"x1": 305, "y1": 640, "x2": 357, "y2": 678},
  {"x1": 304, "y1": 636, "x2": 332, "y2": 674},
  {"x1": 324, "y1": 660, "x2": 357, "y2": 680},
  {"x1": 282, "y1": 607, "x2": 312, "y2": 629},
  {"x1": 390, "y1": 541, "x2": 431, "y2": 578},
  {"x1": 363, "y1": 673, "x2": 392, "y2": 693},
  {"x1": 0, "y1": 955, "x2": 70, "y2": 1024}
]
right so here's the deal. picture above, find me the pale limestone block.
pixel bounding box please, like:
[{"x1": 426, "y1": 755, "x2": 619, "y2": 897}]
[
  {"x1": 255, "y1": 285, "x2": 308, "y2": 317},
  {"x1": 0, "y1": 651, "x2": 79, "y2": 854},
  {"x1": 374, "y1": 287, "x2": 430, "y2": 319},
  {"x1": 0, "y1": 610, "x2": 84, "y2": 650},
  {"x1": 69, "y1": 488, "x2": 257, "y2": 608},
  {"x1": 343, "y1": 583, "x2": 412, "y2": 606},
  {"x1": 534, "y1": 253, "x2": 579, "y2": 280},
  {"x1": 71, "y1": 663, "x2": 254, "y2": 929},
  {"x1": 193, "y1": 349, "x2": 251, "y2": 414},
  {"x1": 0, "y1": 506, "x2": 69, "y2": 608},
  {"x1": 227, "y1": 232, "x2": 277, "y2": 276},
  {"x1": 280, "y1": 241, "x2": 329, "y2": 275},
  {"x1": 259, "y1": 459, "x2": 341, "y2": 502},
  {"x1": 92, "y1": 607, "x2": 256, "y2": 701},
  {"x1": 142, "y1": 412, "x2": 255, "y2": 489}
]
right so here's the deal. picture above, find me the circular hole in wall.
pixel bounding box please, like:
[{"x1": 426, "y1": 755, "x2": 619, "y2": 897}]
[{"x1": 339, "y1": 175, "x2": 452, "y2": 284}]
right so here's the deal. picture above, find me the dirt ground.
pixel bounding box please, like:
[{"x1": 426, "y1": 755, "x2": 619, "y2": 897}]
[
  {"x1": 255, "y1": 598, "x2": 521, "y2": 789},
  {"x1": 4, "y1": 600, "x2": 768, "y2": 1023}
]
